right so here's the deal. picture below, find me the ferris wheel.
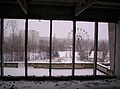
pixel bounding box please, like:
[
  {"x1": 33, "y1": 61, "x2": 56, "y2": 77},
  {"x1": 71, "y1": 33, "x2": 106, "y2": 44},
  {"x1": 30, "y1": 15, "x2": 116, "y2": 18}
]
[
  {"x1": 67, "y1": 28, "x2": 90, "y2": 60},
  {"x1": 76, "y1": 28, "x2": 89, "y2": 40},
  {"x1": 67, "y1": 28, "x2": 90, "y2": 50},
  {"x1": 76, "y1": 28, "x2": 90, "y2": 52},
  {"x1": 67, "y1": 28, "x2": 89, "y2": 39}
]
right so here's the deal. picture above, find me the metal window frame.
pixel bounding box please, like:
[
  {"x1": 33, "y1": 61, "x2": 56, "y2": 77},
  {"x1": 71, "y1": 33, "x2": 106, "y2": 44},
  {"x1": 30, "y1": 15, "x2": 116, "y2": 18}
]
[
  {"x1": 25, "y1": 18, "x2": 28, "y2": 77},
  {"x1": 72, "y1": 20, "x2": 76, "y2": 77},
  {"x1": 24, "y1": 19, "x2": 52, "y2": 77},
  {"x1": 0, "y1": 18, "x2": 28, "y2": 77},
  {"x1": 49, "y1": 20, "x2": 76, "y2": 77},
  {"x1": 93, "y1": 22, "x2": 98, "y2": 76},
  {"x1": 0, "y1": 19, "x2": 107, "y2": 77},
  {"x1": 113, "y1": 23, "x2": 116, "y2": 75},
  {"x1": 49, "y1": 19, "x2": 52, "y2": 77}
]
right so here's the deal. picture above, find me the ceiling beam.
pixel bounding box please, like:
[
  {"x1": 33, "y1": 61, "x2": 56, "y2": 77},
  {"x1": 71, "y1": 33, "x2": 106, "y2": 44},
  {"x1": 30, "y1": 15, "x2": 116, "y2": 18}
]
[
  {"x1": 94, "y1": 1, "x2": 120, "y2": 6},
  {"x1": 90, "y1": 5, "x2": 120, "y2": 10},
  {"x1": 16, "y1": 0, "x2": 27, "y2": 14},
  {"x1": 75, "y1": 0, "x2": 96, "y2": 16},
  {"x1": 28, "y1": 1, "x2": 75, "y2": 6},
  {"x1": 0, "y1": 1, "x2": 16, "y2": 4}
]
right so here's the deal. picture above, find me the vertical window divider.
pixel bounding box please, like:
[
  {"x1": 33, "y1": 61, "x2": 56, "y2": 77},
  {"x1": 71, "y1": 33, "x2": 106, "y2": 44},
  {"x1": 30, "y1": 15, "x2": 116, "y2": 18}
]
[
  {"x1": 93, "y1": 22, "x2": 98, "y2": 76},
  {"x1": 72, "y1": 20, "x2": 76, "y2": 77},
  {"x1": 113, "y1": 23, "x2": 116, "y2": 75},
  {"x1": 1, "y1": 18, "x2": 4, "y2": 77},
  {"x1": 49, "y1": 19, "x2": 52, "y2": 77},
  {"x1": 25, "y1": 18, "x2": 28, "y2": 77}
]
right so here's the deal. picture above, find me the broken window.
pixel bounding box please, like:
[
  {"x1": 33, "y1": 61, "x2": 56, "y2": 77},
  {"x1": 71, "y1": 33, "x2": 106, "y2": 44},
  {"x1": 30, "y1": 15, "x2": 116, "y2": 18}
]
[
  {"x1": 96, "y1": 22, "x2": 115, "y2": 76},
  {"x1": 75, "y1": 21, "x2": 95, "y2": 76},
  {"x1": 3, "y1": 19, "x2": 25, "y2": 76},
  {"x1": 51, "y1": 20, "x2": 73, "y2": 76},
  {"x1": 28, "y1": 19, "x2": 50, "y2": 76}
]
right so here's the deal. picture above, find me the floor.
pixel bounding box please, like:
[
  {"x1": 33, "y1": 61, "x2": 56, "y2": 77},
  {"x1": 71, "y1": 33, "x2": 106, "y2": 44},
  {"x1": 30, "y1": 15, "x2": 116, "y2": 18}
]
[{"x1": 0, "y1": 79, "x2": 120, "y2": 89}]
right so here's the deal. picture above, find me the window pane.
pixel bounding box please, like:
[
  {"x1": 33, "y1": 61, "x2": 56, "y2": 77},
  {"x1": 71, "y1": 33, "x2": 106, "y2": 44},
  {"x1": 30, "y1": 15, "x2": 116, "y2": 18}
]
[
  {"x1": 75, "y1": 21, "x2": 95, "y2": 76},
  {"x1": 51, "y1": 20, "x2": 73, "y2": 76},
  {"x1": 28, "y1": 20, "x2": 50, "y2": 76},
  {"x1": 97, "y1": 22, "x2": 110, "y2": 75},
  {"x1": 3, "y1": 19, "x2": 25, "y2": 76}
]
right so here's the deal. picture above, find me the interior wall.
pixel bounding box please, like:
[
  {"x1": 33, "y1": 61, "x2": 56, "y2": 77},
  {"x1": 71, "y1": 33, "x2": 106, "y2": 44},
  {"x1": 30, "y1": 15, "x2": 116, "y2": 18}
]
[
  {"x1": 115, "y1": 21, "x2": 120, "y2": 79},
  {"x1": 0, "y1": 18, "x2": 1, "y2": 76},
  {"x1": 108, "y1": 23, "x2": 115, "y2": 73}
]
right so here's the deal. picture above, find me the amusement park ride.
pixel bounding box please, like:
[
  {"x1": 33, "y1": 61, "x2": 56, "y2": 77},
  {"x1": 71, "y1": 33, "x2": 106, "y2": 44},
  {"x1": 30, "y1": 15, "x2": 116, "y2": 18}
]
[
  {"x1": 52, "y1": 27, "x2": 90, "y2": 62},
  {"x1": 67, "y1": 28, "x2": 90, "y2": 61}
]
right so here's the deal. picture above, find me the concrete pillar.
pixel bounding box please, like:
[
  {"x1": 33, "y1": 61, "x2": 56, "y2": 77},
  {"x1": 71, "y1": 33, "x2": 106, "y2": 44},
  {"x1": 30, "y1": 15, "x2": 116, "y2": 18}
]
[
  {"x1": 108, "y1": 23, "x2": 115, "y2": 73},
  {"x1": 0, "y1": 19, "x2": 1, "y2": 76},
  {"x1": 115, "y1": 21, "x2": 120, "y2": 79}
]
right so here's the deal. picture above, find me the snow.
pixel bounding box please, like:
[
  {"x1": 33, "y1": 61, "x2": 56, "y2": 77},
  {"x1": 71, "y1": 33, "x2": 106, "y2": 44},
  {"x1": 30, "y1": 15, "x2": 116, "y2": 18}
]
[
  {"x1": 4, "y1": 67, "x2": 25, "y2": 76},
  {"x1": 97, "y1": 62, "x2": 110, "y2": 69},
  {"x1": 3, "y1": 51, "x2": 108, "y2": 76},
  {"x1": 3, "y1": 51, "x2": 108, "y2": 64},
  {"x1": 28, "y1": 67, "x2": 49, "y2": 76},
  {"x1": 4, "y1": 67, "x2": 104, "y2": 76},
  {"x1": 4, "y1": 59, "x2": 94, "y2": 64},
  {"x1": 89, "y1": 51, "x2": 103, "y2": 59},
  {"x1": 27, "y1": 58, "x2": 93, "y2": 64}
]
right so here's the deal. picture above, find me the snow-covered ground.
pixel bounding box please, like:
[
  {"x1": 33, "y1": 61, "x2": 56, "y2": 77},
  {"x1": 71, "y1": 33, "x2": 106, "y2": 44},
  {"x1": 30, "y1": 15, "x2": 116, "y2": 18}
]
[
  {"x1": 4, "y1": 51, "x2": 110, "y2": 63},
  {"x1": 4, "y1": 67, "x2": 104, "y2": 76},
  {"x1": 3, "y1": 51, "x2": 109, "y2": 76}
]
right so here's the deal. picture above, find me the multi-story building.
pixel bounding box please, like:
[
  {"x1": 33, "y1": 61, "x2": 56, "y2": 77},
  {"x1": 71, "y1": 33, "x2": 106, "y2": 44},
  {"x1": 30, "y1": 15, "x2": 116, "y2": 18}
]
[{"x1": 18, "y1": 30, "x2": 39, "y2": 46}]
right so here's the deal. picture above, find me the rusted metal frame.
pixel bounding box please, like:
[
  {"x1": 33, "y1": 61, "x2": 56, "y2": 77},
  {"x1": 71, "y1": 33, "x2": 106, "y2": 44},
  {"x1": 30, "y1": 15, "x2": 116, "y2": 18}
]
[
  {"x1": 72, "y1": 20, "x2": 76, "y2": 77},
  {"x1": 49, "y1": 19, "x2": 52, "y2": 77},
  {"x1": 93, "y1": 22, "x2": 98, "y2": 76},
  {"x1": 25, "y1": 18, "x2": 28, "y2": 77}
]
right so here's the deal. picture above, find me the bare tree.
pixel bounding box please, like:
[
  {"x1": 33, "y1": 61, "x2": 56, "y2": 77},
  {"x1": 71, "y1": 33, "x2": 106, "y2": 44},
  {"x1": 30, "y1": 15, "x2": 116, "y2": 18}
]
[
  {"x1": 4, "y1": 20, "x2": 18, "y2": 61},
  {"x1": 99, "y1": 40, "x2": 109, "y2": 62},
  {"x1": 89, "y1": 40, "x2": 109, "y2": 62}
]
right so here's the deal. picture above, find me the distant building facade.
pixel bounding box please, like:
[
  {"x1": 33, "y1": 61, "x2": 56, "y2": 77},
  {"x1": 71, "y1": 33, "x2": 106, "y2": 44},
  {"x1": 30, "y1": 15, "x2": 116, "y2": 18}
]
[{"x1": 18, "y1": 30, "x2": 39, "y2": 46}]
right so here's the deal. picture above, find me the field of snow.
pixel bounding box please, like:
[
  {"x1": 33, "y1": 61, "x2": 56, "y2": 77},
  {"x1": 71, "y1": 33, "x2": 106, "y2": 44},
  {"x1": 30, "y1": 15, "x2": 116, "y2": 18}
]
[
  {"x1": 2, "y1": 51, "x2": 109, "y2": 77},
  {"x1": 4, "y1": 51, "x2": 110, "y2": 64},
  {"x1": 4, "y1": 67, "x2": 104, "y2": 76}
]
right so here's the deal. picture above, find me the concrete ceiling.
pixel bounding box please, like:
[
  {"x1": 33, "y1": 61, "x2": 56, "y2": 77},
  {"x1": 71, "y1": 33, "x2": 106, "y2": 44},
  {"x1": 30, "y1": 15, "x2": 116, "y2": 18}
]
[{"x1": 0, "y1": 0, "x2": 120, "y2": 22}]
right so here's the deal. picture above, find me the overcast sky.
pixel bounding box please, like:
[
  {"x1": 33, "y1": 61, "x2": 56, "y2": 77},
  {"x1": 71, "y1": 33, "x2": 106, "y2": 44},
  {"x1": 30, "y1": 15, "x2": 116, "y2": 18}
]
[{"x1": 5, "y1": 19, "x2": 109, "y2": 40}]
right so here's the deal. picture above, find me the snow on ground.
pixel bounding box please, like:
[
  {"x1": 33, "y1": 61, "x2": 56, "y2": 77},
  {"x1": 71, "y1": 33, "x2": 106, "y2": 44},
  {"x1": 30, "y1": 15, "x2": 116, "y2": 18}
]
[
  {"x1": 4, "y1": 51, "x2": 109, "y2": 64},
  {"x1": 97, "y1": 62, "x2": 110, "y2": 69},
  {"x1": 0, "y1": 79, "x2": 120, "y2": 89},
  {"x1": 4, "y1": 67, "x2": 104, "y2": 76},
  {"x1": 4, "y1": 58, "x2": 94, "y2": 63},
  {"x1": 3, "y1": 51, "x2": 108, "y2": 76}
]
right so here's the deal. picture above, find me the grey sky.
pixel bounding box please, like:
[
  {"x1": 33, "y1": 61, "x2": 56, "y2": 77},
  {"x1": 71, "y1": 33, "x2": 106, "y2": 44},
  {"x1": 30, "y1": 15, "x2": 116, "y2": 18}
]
[
  {"x1": 6, "y1": 19, "x2": 108, "y2": 40},
  {"x1": 98, "y1": 22, "x2": 108, "y2": 40}
]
